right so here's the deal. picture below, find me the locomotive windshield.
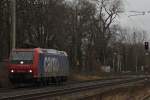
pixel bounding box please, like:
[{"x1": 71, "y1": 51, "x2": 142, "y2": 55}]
[{"x1": 10, "y1": 51, "x2": 34, "y2": 64}]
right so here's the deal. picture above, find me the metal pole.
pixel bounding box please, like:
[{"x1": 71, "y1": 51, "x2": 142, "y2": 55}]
[
  {"x1": 12, "y1": 0, "x2": 16, "y2": 49},
  {"x1": 145, "y1": 52, "x2": 149, "y2": 73},
  {"x1": 74, "y1": 5, "x2": 78, "y2": 67},
  {"x1": 113, "y1": 57, "x2": 115, "y2": 71},
  {"x1": 135, "y1": 55, "x2": 138, "y2": 72}
]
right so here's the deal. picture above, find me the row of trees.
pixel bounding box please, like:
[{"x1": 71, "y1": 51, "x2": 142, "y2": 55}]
[
  {"x1": 0, "y1": 0, "x2": 149, "y2": 73},
  {"x1": 111, "y1": 25, "x2": 148, "y2": 72}
]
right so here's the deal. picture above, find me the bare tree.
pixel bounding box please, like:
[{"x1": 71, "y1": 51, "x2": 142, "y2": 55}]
[
  {"x1": 0, "y1": 0, "x2": 11, "y2": 58},
  {"x1": 89, "y1": 0, "x2": 123, "y2": 66}
]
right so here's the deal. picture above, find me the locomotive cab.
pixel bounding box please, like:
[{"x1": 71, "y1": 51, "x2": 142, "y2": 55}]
[{"x1": 8, "y1": 49, "x2": 35, "y2": 83}]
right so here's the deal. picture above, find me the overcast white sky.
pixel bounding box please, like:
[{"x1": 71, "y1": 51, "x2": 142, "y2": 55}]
[{"x1": 118, "y1": 0, "x2": 150, "y2": 32}]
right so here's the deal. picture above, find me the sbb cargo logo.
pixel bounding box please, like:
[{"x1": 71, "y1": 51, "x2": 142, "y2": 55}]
[{"x1": 44, "y1": 57, "x2": 59, "y2": 74}]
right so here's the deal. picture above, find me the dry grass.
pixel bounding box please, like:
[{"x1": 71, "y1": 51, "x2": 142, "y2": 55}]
[
  {"x1": 70, "y1": 69, "x2": 116, "y2": 81},
  {"x1": 71, "y1": 74, "x2": 102, "y2": 81},
  {"x1": 101, "y1": 86, "x2": 150, "y2": 100},
  {"x1": 69, "y1": 70, "x2": 107, "y2": 81}
]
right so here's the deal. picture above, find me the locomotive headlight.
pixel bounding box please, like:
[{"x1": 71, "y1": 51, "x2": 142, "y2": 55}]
[
  {"x1": 11, "y1": 70, "x2": 14, "y2": 73},
  {"x1": 29, "y1": 70, "x2": 32, "y2": 73}
]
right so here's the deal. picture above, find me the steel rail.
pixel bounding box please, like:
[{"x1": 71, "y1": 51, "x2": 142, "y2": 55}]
[
  {"x1": 20, "y1": 79, "x2": 146, "y2": 100},
  {"x1": 142, "y1": 95, "x2": 150, "y2": 100},
  {"x1": 0, "y1": 77, "x2": 147, "y2": 100}
]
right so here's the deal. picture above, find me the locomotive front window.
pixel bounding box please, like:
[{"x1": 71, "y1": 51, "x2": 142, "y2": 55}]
[
  {"x1": 10, "y1": 51, "x2": 34, "y2": 64},
  {"x1": 11, "y1": 51, "x2": 33, "y2": 60}
]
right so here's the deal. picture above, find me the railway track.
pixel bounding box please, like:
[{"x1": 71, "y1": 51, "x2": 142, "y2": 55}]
[
  {"x1": 0, "y1": 74, "x2": 141, "y2": 93},
  {"x1": 142, "y1": 95, "x2": 150, "y2": 100},
  {"x1": 0, "y1": 75, "x2": 148, "y2": 100},
  {"x1": 0, "y1": 74, "x2": 144, "y2": 93}
]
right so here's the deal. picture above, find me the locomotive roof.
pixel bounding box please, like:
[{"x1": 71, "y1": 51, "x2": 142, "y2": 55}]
[
  {"x1": 39, "y1": 48, "x2": 68, "y2": 56},
  {"x1": 12, "y1": 48, "x2": 68, "y2": 56}
]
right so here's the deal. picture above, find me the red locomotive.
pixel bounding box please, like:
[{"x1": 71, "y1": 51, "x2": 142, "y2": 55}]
[{"x1": 8, "y1": 48, "x2": 69, "y2": 85}]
